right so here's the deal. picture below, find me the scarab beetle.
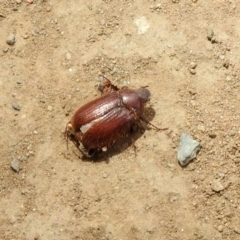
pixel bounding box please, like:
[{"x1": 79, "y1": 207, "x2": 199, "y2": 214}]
[{"x1": 65, "y1": 76, "x2": 159, "y2": 157}]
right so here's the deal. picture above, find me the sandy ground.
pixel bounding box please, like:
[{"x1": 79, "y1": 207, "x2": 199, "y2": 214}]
[{"x1": 1, "y1": 0, "x2": 240, "y2": 239}]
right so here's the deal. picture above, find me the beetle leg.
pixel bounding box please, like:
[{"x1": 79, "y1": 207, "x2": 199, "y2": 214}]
[
  {"x1": 69, "y1": 133, "x2": 81, "y2": 149},
  {"x1": 140, "y1": 117, "x2": 168, "y2": 131},
  {"x1": 98, "y1": 75, "x2": 119, "y2": 95},
  {"x1": 79, "y1": 144, "x2": 91, "y2": 157},
  {"x1": 127, "y1": 123, "x2": 139, "y2": 157},
  {"x1": 65, "y1": 122, "x2": 75, "y2": 149},
  {"x1": 129, "y1": 107, "x2": 140, "y2": 121},
  {"x1": 88, "y1": 148, "x2": 104, "y2": 158}
]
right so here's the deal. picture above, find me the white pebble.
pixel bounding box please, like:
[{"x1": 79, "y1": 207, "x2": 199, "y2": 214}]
[
  {"x1": 219, "y1": 55, "x2": 225, "y2": 60},
  {"x1": 102, "y1": 173, "x2": 108, "y2": 178},
  {"x1": 217, "y1": 225, "x2": 223, "y2": 232},
  {"x1": 47, "y1": 105, "x2": 53, "y2": 111},
  {"x1": 66, "y1": 52, "x2": 71, "y2": 60},
  {"x1": 190, "y1": 62, "x2": 197, "y2": 69}
]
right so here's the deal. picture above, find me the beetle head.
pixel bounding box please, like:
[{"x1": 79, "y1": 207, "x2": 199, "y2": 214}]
[
  {"x1": 66, "y1": 122, "x2": 74, "y2": 135},
  {"x1": 136, "y1": 88, "x2": 151, "y2": 103}
]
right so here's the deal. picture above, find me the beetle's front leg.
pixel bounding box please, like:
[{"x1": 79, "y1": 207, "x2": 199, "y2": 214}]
[{"x1": 98, "y1": 75, "x2": 119, "y2": 95}]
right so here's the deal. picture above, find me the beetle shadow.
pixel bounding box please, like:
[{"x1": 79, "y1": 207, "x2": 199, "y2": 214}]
[
  {"x1": 82, "y1": 126, "x2": 146, "y2": 163},
  {"x1": 141, "y1": 105, "x2": 157, "y2": 123},
  {"x1": 80, "y1": 106, "x2": 158, "y2": 162}
]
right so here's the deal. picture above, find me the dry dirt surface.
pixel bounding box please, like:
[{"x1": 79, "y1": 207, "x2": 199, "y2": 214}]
[{"x1": 1, "y1": 0, "x2": 240, "y2": 239}]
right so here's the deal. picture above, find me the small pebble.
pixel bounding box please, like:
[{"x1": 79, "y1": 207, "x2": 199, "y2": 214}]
[
  {"x1": 27, "y1": 145, "x2": 32, "y2": 151},
  {"x1": 11, "y1": 158, "x2": 20, "y2": 172},
  {"x1": 26, "y1": 0, "x2": 33, "y2": 3},
  {"x1": 66, "y1": 52, "x2": 72, "y2": 60},
  {"x1": 12, "y1": 103, "x2": 21, "y2": 111},
  {"x1": 33, "y1": 130, "x2": 38, "y2": 135},
  {"x1": 28, "y1": 151, "x2": 34, "y2": 156},
  {"x1": 207, "y1": 28, "x2": 214, "y2": 41},
  {"x1": 219, "y1": 55, "x2": 225, "y2": 60},
  {"x1": 211, "y1": 179, "x2": 224, "y2": 192},
  {"x1": 217, "y1": 225, "x2": 223, "y2": 232},
  {"x1": 2, "y1": 47, "x2": 9, "y2": 53},
  {"x1": 102, "y1": 173, "x2": 108, "y2": 178},
  {"x1": 197, "y1": 124, "x2": 205, "y2": 132},
  {"x1": 73, "y1": 205, "x2": 78, "y2": 211},
  {"x1": 189, "y1": 68, "x2": 196, "y2": 75},
  {"x1": 22, "y1": 156, "x2": 28, "y2": 161},
  {"x1": 17, "y1": 79, "x2": 22, "y2": 84},
  {"x1": 10, "y1": 216, "x2": 17, "y2": 224},
  {"x1": 234, "y1": 227, "x2": 240, "y2": 234},
  {"x1": 167, "y1": 163, "x2": 176, "y2": 168},
  {"x1": 22, "y1": 34, "x2": 29, "y2": 39},
  {"x1": 234, "y1": 157, "x2": 240, "y2": 164},
  {"x1": 16, "y1": 0, "x2": 22, "y2": 3},
  {"x1": 6, "y1": 34, "x2": 16, "y2": 45},
  {"x1": 47, "y1": 105, "x2": 53, "y2": 111},
  {"x1": 190, "y1": 62, "x2": 197, "y2": 69},
  {"x1": 177, "y1": 133, "x2": 201, "y2": 166},
  {"x1": 99, "y1": 75, "x2": 104, "y2": 82},
  {"x1": 211, "y1": 37, "x2": 217, "y2": 43},
  {"x1": 226, "y1": 76, "x2": 231, "y2": 81}
]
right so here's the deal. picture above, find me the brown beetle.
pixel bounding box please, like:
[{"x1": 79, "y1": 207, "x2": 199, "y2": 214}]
[{"x1": 66, "y1": 76, "x2": 159, "y2": 157}]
